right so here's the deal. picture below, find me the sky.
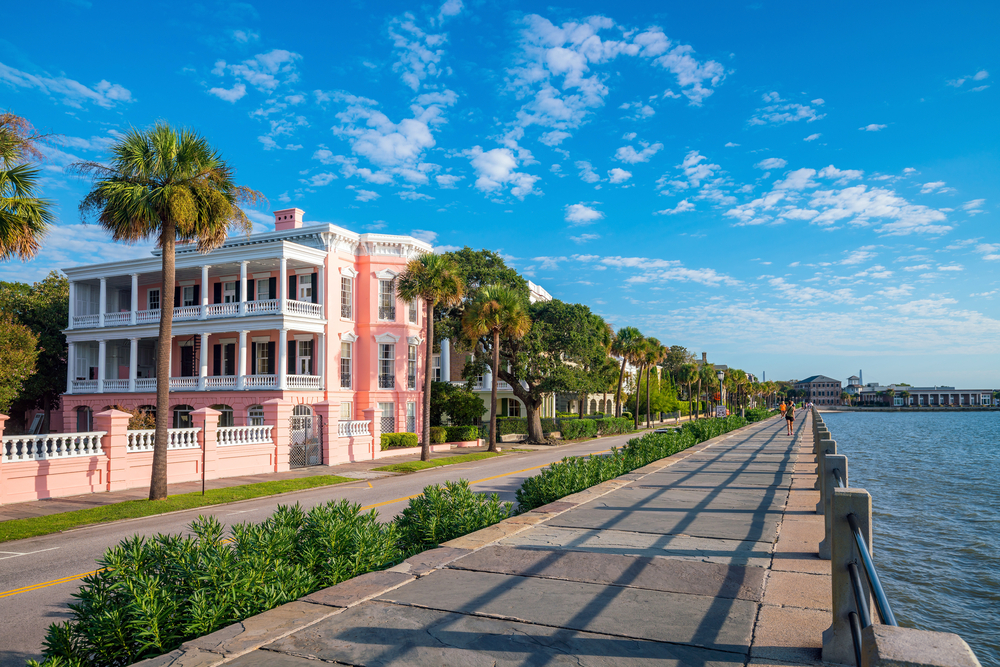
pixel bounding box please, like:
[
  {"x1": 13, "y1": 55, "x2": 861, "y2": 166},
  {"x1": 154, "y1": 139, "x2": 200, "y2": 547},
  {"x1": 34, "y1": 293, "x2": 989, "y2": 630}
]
[{"x1": 2, "y1": 0, "x2": 998, "y2": 387}]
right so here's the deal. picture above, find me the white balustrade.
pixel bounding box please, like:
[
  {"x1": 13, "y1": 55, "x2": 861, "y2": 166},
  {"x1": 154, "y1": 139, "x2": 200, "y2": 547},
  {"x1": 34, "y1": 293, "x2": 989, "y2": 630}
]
[
  {"x1": 244, "y1": 375, "x2": 277, "y2": 389},
  {"x1": 245, "y1": 299, "x2": 279, "y2": 315},
  {"x1": 284, "y1": 300, "x2": 323, "y2": 317},
  {"x1": 72, "y1": 379, "x2": 98, "y2": 393},
  {"x1": 127, "y1": 430, "x2": 155, "y2": 452},
  {"x1": 103, "y1": 312, "x2": 131, "y2": 325},
  {"x1": 172, "y1": 305, "x2": 202, "y2": 320},
  {"x1": 217, "y1": 425, "x2": 273, "y2": 446},
  {"x1": 287, "y1": 375, "x2": 322, "y2": 390},
  {"x1": 205, "y1": 376, "x2": 237, "y2": 390},
  {"x1": 126, "y1": 428, "x2": 201, "y2": 452},
  {"x1": 206, "y1": 303, "x2": 240, "y2": 318},
  {"x1": 338, "y1": 420, "x2": 371, "y2": 438},
  {"x1": 135, "y1": 378, "x2": 157, "y2": 391},
  {"x1": 136, "y1": 309, "x2": 160, "y2": 324},
  {"x1": 103, "y1": 379, "x2": 129, "y2": 392},
  {"x1": 3, "y1": 432, "x2": 105, "y2": 462},
  {"x1": 73, "y1": 314, "x2": 100, "y2": 328},
  {"x1": 169, "y1": 377, "x2": 198, "y2": 390}
]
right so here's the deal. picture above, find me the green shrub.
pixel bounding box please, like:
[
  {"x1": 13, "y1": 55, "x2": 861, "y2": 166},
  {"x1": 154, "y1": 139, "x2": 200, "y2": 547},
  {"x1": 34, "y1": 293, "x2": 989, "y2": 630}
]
[
  {"x1": 444, "y1": 425, "x2": 479, "y2": 442},
  {"x1": 495, "y1": 416, "x2": 558, "y2": 436},
  {"x1": 394, "y1": 480, "x2": 514, "y2": 552},
  {"x1": 745, "y1": 408, "x2": 776, "y2": 423},
  {"x1": 380, "y1": 432, "x2": 419, "y2": 450},
  {"x1": 560, "y1": 419, "x2": 597, "y2": 439},
  {"x1": 621, "y1": 411, "x2": 632, "y2": 420},
  {"x1": 594, "y1": 417, "x2": 634, "y2": 435},
  {"x1": 429, "y1": 426, "x2": 447, "y2": 444}
]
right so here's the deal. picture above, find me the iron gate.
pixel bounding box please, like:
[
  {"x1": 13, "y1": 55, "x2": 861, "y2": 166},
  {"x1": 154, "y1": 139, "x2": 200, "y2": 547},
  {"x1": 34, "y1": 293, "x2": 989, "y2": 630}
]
[{"x1": 289, "y1": 414, "x2": 323, "y2": 468}]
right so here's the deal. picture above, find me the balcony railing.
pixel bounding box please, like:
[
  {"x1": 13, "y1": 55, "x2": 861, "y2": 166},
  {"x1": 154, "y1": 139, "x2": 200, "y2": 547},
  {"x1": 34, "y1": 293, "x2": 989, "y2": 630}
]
[
  {"x1": 244, "y1": 374, "x2": 277, "y2": 389},
  {"x1": 378, "y1": 374, "x2": 395, "y2": 389},
  {"x1": 103, "y1": 379, "x2": 129, "y2": 392},
  {"x1": 169, "y1": 377, "x2": 198, "y2": 390},
  {"x1": 70, "y1": 299, "x2": 325, "y2": 329},
  {"x1": 378, "y1": 306, "x2": 396, "y2": 321},
  {"x1": 136, "y1": 378, "x2": 156, "y2": 391},
  {"x1": 338, "y1": 420, "x2": 370, "y2": 438},
  {"x1": 287, "y1": 375, "x2": 322, "y2": 390},
  {"x1": 3, "y1": 432, "x2": 105, "y2": 462},
  {"x1": 205, "y1": 376, "x2": 237, "y2": 390}
]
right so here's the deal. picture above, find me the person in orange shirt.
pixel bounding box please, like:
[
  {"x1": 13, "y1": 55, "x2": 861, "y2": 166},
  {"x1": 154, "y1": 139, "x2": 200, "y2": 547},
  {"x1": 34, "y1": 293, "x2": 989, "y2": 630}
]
[{"x1": 779, "y1": 400, "x2": 787, "y2": 418}]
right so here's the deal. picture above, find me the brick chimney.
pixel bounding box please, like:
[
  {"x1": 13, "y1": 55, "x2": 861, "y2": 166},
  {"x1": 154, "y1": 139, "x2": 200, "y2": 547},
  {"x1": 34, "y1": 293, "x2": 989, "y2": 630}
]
[{"x1": 274, "y1": 208, "x2": 304, "y2": 231}]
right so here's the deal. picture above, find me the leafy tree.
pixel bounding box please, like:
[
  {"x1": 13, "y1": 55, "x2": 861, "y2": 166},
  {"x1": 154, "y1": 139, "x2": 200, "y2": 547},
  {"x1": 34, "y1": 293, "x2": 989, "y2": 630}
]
[
  {"x1": 462, "y1": 285, "x2": 530, "y2": 452},
  {"x1": 662, "y1": 345, "x2": 693, "y2": 380},
  {"x1": 611, "y1": 327, "x2": 643, "y2": 418},
  {"x1": 437, "y1": 247, "x2": 528, "y2": 343},
  {"x1": 0, "y1": 271, "x2": 68, "y2": 431},
  {"x1": 0, "y1": 313, "x2": 38, "y2": 413},
  {"x1": 396, "y1": 253, "x2": 464, "y2": 461},
  {"x1": 74, "y1": 124, "x2": 261, "y2": 501},
  {"x1": 0, "y1": 113, "x2": 55, "y2": 261}
]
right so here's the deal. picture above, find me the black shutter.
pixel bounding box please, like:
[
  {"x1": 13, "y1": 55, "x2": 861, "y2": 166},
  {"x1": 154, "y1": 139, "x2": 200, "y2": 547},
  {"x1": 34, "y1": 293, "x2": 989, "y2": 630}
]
[
  {"x1": 267, "y1": 342, "x2": 276, "y2": 375},
  {"x1": 213, "y1": 345, "x2": 221, "y2": 376},
  {"x1": 174, "y1": 286, "x2": 180, "y2": 307},
  {"x1": 501, "y1": 398, "x2": 508, "y2": 417},
  {"x1": 268, "y1": 277, "x2": 276, "y2": 301},
  {"x1": 250, "y1": 342, "x2": 257, "y2": 375},
  {"x1": 193, "y1": 284, "x2": 200, "y2": 305},
  {"x1": 213, "y1": 282, "x2": 222, "y2": 304},
  {"x1": 247, "y1": 280, "x2": 255, "y2": 301},
  {"x1": 287, "y1": 340, "x2": 296, "y2": 375},
  {"x1": 288, "y1": 275, "x2": 297, "y2": 301},
  {"x1": 311, "y1": 272, "x2": 318, "y2": 303},
  {"x1": 237, "y1": 280, "x2": 242, "y2": 302},
  {"x1": 225, "y1": 344, "x2": 236, "y2": 375}
]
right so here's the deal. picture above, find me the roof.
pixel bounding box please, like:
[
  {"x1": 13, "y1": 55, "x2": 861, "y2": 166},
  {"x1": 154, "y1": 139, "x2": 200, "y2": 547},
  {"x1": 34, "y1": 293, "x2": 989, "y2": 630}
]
[{"x1": 796, "y1": 375, "x2": 841, "y2": 384}]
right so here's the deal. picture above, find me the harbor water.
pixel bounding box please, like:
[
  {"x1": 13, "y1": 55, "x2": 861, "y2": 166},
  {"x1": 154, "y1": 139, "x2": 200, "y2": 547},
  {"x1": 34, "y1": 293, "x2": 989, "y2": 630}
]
[{"x1": 823, "y1": 411, "x2": 999, "y2": 666}]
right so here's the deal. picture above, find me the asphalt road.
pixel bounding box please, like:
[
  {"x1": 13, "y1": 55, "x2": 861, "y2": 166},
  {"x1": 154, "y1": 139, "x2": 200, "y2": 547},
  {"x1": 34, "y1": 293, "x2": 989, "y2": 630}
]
[{"x1": 0, "y1": 431, "x2": 644, "y2": 666}]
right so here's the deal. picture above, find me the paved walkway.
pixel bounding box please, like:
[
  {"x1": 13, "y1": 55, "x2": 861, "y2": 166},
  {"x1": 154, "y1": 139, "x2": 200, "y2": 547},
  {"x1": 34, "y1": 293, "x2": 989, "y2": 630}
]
[{"x1": 138, "y1": 414, "x2": 831, "y2": 667}]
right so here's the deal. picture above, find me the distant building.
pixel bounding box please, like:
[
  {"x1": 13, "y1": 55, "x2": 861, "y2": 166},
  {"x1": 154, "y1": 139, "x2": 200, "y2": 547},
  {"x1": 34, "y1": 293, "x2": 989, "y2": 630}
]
[
  {"x1": 844, "y1": 375, "x2": 863, "y2": 398},
  {"x1": 794, "y1": 375, "x2": 843, "y2": 406},
  {"x1": 857, "y1": 384, "x2": 993, "y2": 407}
]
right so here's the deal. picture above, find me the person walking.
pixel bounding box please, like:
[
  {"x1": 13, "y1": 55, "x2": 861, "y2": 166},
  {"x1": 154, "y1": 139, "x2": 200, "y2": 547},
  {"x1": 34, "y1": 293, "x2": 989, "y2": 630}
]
[
  {"x1": 785, "y1": 401, "x2": 795, "y2": 435},
  {"x1": 779, "y1": 400, "x2": 787, "y2": 418}
]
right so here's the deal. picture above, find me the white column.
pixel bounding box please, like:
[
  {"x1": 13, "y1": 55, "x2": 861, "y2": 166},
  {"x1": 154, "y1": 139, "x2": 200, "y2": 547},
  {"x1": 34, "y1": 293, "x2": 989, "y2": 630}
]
[
  {"x1": 316, "y1": 333, "x2": 325, "y2": 388},
  {"x1": 237, "y1": 330, "x2": 248, "y2": 390},
  {"x1": 198, "y1": 332, "x2": 209, "y2": 390},
  {"x1": 67, "y1": 282, "x2": 76, "y2": 330},
  {"x1": 129, "y1": 337, "x2": 138, "y2": 392},
  {"x1": 67, "y1": 341, "x2": 75, "y2": 393},
  {"x1": 441, "y1": 338, "x2": 451, "y2": 381},
  {"x1": 316, "y1": 266, "x2": 324, "y2": 316},
  {"x1": 239, "y1": 261, "x2": 248, "y2": 315},
  {"x1": 278, "y1": 328, "x2": 288, "y2": 390},
  {"x1": 279, "y1": 257, "x2": 287, "y2": 313},
  {"x1": 200, "y1": 265, "x2": 210, "y2": 319},
  {"x1": 99, "y1": 278, "x2": 107, "y2": 327},
  {"x1": 97, "y1": 339, "x2": 107, "y2": 393},
  {"x1": 130, "y1": 274, "x2": 139, "y2": 325}
]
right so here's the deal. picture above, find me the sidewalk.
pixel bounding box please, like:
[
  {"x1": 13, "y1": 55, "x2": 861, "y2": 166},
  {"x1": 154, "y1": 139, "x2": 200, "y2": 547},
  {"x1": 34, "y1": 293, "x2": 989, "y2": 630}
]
[{"x1": 138, "y1": 413, "x2": 831, "y2": 666}]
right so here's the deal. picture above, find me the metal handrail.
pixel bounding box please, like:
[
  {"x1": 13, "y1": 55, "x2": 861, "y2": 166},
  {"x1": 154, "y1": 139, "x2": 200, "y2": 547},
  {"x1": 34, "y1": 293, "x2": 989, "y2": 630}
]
[
  {"x1": 847, "y1": 512, "x2": 898, "y2": 627},
  {"x1": 833, "y1": 467, "x2": 846, "y2": 488}
]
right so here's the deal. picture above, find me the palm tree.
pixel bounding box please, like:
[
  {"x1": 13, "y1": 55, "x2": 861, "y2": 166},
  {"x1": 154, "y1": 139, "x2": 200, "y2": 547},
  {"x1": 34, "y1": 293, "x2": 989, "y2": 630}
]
[
  {"x1": 899, "y1": 390, "x2": 909, "y2": 408},
  {"x1": 643, "y1": 338, "x2": 663, "y2": 428},
  {"x1": 397, "y1": 253, "x2": 464, "y2": 460},
  {"x1": 611, "y1": 327, "x2": 643, "y2": 418},
  {"x1": 886, "y1": 388, "x2": 896, "y2": 407},
  {"x1": 678, "y1": 363, "x2": 698, "y2": 419},
  {"x1": 0, "y1": 113, "x2": 54, "y2": 261},
  {"x1": 74, "y1": 123, "x2": 261, "y2": 500},
  {"x1": 461, "y1": 285, "x2": 529, "y2": 453}
]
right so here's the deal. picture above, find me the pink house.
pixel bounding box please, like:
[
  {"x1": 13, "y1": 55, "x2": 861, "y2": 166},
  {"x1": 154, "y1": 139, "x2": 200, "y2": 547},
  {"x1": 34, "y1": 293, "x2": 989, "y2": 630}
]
[{"x1": 60, "y1": 208, "x2": 431, "y2": 453}]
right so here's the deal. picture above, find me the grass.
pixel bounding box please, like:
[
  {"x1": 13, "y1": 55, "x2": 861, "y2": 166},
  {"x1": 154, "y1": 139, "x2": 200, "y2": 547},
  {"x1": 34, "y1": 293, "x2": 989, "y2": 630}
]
[
  {"x1": 372, "y1": 451, "x2": 504, "y2": 473},
  {"x1": 0, "y1": 475, "x2": 354, "y2": 544}
]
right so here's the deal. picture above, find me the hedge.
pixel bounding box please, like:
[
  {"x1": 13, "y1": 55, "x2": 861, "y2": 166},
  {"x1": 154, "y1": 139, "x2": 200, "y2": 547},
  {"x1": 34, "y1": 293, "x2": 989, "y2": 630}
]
[
  {"x1": 560, "y1": 419, "x2": 597, "y2": 439},
  {"x1": 429, "y1": 426, "x2": 447, "y2": 444},
  {"x1": 594, "y1": 417, "x2": 634, "y2": 435},
  {"x1": 380, "y1": 432, "x2": 418, "y2": 450},
  {"x1": 444, "y1": 425, "x2": 480, "y2": 442}
]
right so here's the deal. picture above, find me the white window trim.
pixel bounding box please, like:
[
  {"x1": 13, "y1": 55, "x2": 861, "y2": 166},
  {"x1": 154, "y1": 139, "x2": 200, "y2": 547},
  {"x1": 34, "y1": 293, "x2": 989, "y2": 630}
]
[
  {"x1": 375, "y1": 332, "x2": 400, "y2": 344},
  {"x1": 339, "y1": 266, "x2": 357, "y2": 278}
]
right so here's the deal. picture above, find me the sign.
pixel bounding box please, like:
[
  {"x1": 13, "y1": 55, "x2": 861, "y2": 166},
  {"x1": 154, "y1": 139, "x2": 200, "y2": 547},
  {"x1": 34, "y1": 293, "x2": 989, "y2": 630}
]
[
  {"x1": 715, "y1": 406, "x2": 727, "y2": 418},
  {"x1": 28, "y1": 413, "x2": 44, "y2": 434}
]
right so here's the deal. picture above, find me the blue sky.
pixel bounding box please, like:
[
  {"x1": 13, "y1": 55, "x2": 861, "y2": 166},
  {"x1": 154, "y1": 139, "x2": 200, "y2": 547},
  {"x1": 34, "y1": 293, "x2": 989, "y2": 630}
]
[{"x1": 2, "y1": 0, "x2": 998, "y2": 387}]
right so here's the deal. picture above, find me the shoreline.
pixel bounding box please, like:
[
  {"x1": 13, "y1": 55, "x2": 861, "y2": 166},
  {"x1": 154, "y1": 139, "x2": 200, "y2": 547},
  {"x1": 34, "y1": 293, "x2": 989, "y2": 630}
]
[{"x1": 818, "y1": 406, "x2": 999, "y2": 413}]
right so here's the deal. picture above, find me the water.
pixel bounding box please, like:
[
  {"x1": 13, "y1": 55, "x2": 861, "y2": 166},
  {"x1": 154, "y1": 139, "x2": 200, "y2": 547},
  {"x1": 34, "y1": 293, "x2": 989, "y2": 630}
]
[{"x1": 823, "y1": 411, "x2": 1000, "y2": 666}]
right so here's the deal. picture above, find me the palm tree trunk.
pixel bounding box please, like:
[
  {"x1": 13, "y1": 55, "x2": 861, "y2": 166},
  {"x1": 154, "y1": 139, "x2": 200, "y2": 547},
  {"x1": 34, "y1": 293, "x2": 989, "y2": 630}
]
[
  {"x1": 614, "y1": 359, "x2": 626, "y2": 418},
  {"x1": 150, "y1": 218, "x2": 175, "y2": 501},
  {"x1": 696, "y1": 377, "x2": 702, "y2": 420},
  {"x1": 488, "y1": 330, "x2": 500, "y2": 453},
  {"x1": 420, "y1": 298, "x2": 435, "y2": 462},
  {"x1": 645, "y1": 366, "x2": 651, "y2": 428},
  {"x1": 633, "y1": 364, "x2": 643, "y2": 430}
]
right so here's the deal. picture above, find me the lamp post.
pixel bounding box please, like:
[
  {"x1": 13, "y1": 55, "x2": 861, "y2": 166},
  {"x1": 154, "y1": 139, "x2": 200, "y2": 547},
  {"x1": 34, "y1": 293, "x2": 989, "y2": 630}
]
[{"x1": 716, "y1": 370, "x2": 725, "y2": 418}]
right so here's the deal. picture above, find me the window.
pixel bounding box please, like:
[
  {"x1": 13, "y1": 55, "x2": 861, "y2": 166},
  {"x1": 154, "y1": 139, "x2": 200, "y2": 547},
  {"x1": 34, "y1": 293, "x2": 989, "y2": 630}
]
[
  {"x1": 148, "y1": 289, "x2": 160, "y2": 311},
  {"x1": 407, "y1": 345, "x2": 417, "y2": 389},
  {"x1": 340, "y1": 402, "x2": 352, "y2": 420},
  {"x1": 75, "y1": 283, "x2": 98, "y2": 316},
  {"x1": 508, "y1": 399, "x2": 521, "y2": 418},
  {"x1": 406, "y1": 401, "x2": 416, "y2": 433},
  {"x1": 76, "y1": 406, "x2": 93, "y2": 431},
  {"x1": 255, "y1": 342, "x2": 270, "y2": 375},
  {"x1": 182, "y1": 285, "x2": 196, "y2": 307},
  {"x1": 340, "y1": 277, "x2": 353, "y2": 319},
  {"x1": 378, "y1": 402, "x2": 395, "y2": 433},
  {"x1": 223, "y1": 282, "x2": 237, "y2": 303},
  {"x1": 340, "y1": 342, "x2": 352, "y2": 388},
  {"x1": 211, "y1": 404, "x2": 234, "y2": 427},
  {"x1": 379, "y1": 344, "x2": 395, "y2": 388},
  {"x1": 297, "y1": 340, "x2": 313, "y2": 375},
  {"x1": 173, "y1": 404, "x2": 194, "y2": 428},
  {"x1": 293, "y1": 404, "x2": 312, "y2": 416},
  {"x1": 408, "y1": 300, "x2": 418, "y2": 323},
  {"x1": 257, "y1": 278, "x2": 272, "y2": 301},
  {"x1": 298, "y1": 274, "x2": 313, "y2": 302},
  {"x1": 432, "y1": 355, "x2": 442, "y2": 382},
  {"x1": 378, "y1": 280, "x2": 395, "y2": 320},
  {"x1": 248, "y1": 405, "x2": 264, "y2": 426}
]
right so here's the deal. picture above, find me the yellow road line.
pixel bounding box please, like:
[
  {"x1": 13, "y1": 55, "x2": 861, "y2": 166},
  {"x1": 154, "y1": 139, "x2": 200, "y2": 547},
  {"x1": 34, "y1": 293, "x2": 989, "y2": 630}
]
[{"x1": 0, "y1": 569, "x2": 101, "y2": 599}]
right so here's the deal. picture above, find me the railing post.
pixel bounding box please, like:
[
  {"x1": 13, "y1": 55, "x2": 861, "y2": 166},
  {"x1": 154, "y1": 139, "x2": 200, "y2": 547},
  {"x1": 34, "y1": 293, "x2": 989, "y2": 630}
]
[
  {"x1": 263, "y1": 399, "x2": 292, "y2": 472},
  {"x1": 823, "y1": 487, "x2": 874, "y2": 666},
  {"x1": 363, "y1": 407, "x2": 381, "y2": 459},
  {"x1": 819, "y1": 453, "x2": 847, "y2": 559},
  {"x1": 312, "y1": 401, "x2": 340, "y2": 465},
  {"x1": 814, "y1": 433, "x2": 833, "y2": 492},
  {"x1": 95, "y1": 408, "x2": 132, "y2": 492},
  {"x1": 815, "y1": 438, "x2": 836, "y2": 510},
  {"x1": 0, "y1": 413, "x2": 8, "y2": 504},
  {"x1": 860, "y1": 625, "x2": 982, "y2": 667},
  {"x1": 192, "y1": 407, "x2": 220, "y2": 492}
]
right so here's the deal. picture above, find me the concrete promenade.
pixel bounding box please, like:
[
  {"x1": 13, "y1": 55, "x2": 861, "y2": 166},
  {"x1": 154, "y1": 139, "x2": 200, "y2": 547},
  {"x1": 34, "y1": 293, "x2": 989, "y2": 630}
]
[{"x1": 138, "y1": 412, "x2": 831, "y2": 667}]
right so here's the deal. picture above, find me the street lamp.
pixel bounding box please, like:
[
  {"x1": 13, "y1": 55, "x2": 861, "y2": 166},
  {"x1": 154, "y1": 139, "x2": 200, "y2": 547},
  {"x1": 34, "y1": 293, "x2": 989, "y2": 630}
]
[{"x1": 716, "y1": 370, "x2": 725, "y2": 417}]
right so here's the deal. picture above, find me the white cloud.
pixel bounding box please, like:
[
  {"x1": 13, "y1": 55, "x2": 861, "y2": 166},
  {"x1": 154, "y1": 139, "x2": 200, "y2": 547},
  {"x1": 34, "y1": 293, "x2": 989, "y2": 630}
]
[
  {"x1": 725, "y1": 142, "x2": 740, "y2": 147},
  {"x1": 435, "y1": 174, "x2": 462, "y2": 188},
  {"x1": 410, "y1": 229, "x2": 438, "y2": 244},
  {"x1": 565, "y1": 203, "x2": 604, "y2": 225},
  {"x1": 304, "y1": 172, "x2": 337, "y2": 187},
  {"x1": 804, "y1": 133, "x2": 821, "y2": 142},
  {"x1": 397, "y1": 190, "x2": 434, "y2": 201},
  {"x1": 533, "y1": 256, "x2": 568, "y2": 270},
  {"x1": 231, "y1": 29, "x2": 260, "y2": 43},
  {"x1": 608, "y1": 167, "x2": 632, "y2": 183},
  {"x1": 622, "y1": 132, "x2": 637, "y2": 140},
  {"x1": 859, "y1": 124, "x2": 887, "y2": 132},
  {"x1": 655, "y1": 199, "x2": 695, "y2": 215},
  {"x1": 570, "y1": 233, "x2": 600, "y2": 244},
  {"x1": 974, "y1": 243, "x2": 1000, "y2": 261},
  {"x1": 575, "y1": 161, "x2": 600, "y2": 183},
  {"x1": 817, "y1": 165, "x2": 864, "y2": 184},
  {"x1": 353, "y1": 188, "x2": 380, "y2": 202},
  {"x1": 0, "y1": 61, "x2": 132, "y2": 108},
  {"x1": 775, "y1": 168, "x2": 817, "y2": 190},
  {"x1": 208, "y1": 82, "x2": 247, "y2": 102},
  {"x1": 962, "y1": 199, "x2": 985, "y2": 215},
  {"x1": 948, "y1": 70, "x2": 989, "y2": 88},
  {"x1": 436, "y1": 0, "x2": 463, "y2": 23},
  {"x1": 974, "y1": 70, "x2": 989, "y2": 81},
  {"x1": 628, "y1": 266, "x2": 740, "y2": 287},
  {"x1": 466, "y1": 146, "x2": 539, "y2": 198},
  {"x1": 840, "y1": 248, "x2": 877, "y2": 265},
  {"x1": 388, "y1": 14, "x2": 449, "y2": 91},
  {"x1": 0, "y1": 224, "x2": 153, "y2": 283},
  {"x1": 615, "y1": 142, "x2": 663, "y2": 163},
  {"x1": 540, "y1": 130, "x2": 571, "y2": 146},
  {"x1": 212, "y1": 49, "x2": 302, "y2": 93},
  {"x1": 755, "y1": 157, "x2": 787, "y2": 170},
  {"x1": 749, "y1": 92, "x2": 825, "y2": 125},
  {"x1": 920, "y1": 181, "x2": 947, "y2": 194},
  {"x1": 876, "y1": 285, "x2": 913, "y2": 299}
]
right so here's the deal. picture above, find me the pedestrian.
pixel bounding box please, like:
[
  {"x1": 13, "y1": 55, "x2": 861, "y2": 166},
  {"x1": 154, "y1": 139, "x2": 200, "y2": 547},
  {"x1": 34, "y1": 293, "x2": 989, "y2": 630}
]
[
  {"x1": 779, "y1": 399, "x2": 787, "y2": 418},
  {"x1": 785, "y1": 401, "x2": 795, "y2": 435}
]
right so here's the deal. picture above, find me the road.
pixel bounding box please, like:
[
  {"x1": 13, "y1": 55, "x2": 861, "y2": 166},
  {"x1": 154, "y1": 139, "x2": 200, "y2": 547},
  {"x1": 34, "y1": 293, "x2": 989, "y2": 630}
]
[{"x1": 0, "y1": 431, "x2": 643, "y2": 666}]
